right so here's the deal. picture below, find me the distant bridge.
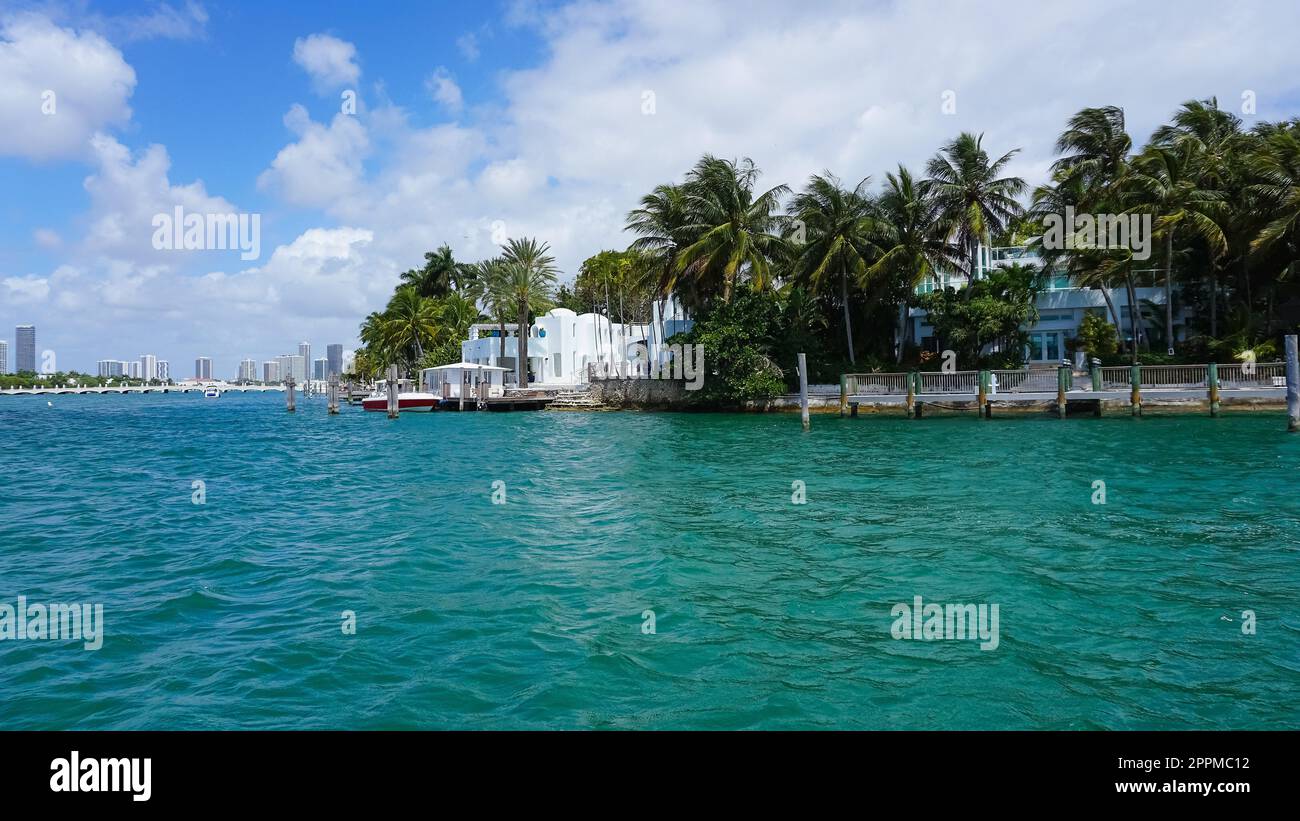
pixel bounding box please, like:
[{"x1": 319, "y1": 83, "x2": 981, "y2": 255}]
[{"x1": 0, "y1": 382, "x2": 287, "y2": 396}]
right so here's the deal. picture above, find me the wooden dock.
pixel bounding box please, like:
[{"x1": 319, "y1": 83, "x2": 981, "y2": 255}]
[{"x1": 840, "y1": 363, "x2": 1289, "y2": 418}]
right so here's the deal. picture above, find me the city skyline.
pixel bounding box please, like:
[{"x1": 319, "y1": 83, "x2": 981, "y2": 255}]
[{"x1": 7, "y1": 320, "x2": 349, "y2": 380}]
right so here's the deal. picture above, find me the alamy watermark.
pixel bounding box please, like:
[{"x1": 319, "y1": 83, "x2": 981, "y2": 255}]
[
  {"x1": 0, "y1": 595, "x2": 103, "y2": 650},
  {"x1": 1042, "y1": 206, "x2": 1152, "y2": 261},
  {"x1": 890, "y1": 595, "x2": 999, "y2": 651},
  {"x1": 152, "y1": 206, "x2": 261, "y2": 260},
  {"x1": 588, "y1": 342, "x2": 705, "y2": 390}
]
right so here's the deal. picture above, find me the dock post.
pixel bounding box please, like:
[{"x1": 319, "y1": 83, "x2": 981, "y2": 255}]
[
  {"x1": 906, "y1": 370, "x2": 916, "y2": 418},
  {"x1": 286, "y1": 378, "x2": 296, "y2": 412},
  {"x1": 1130, "y1": 364, "x2": 1142, "y2": 417},
  {"x1": 1286, "y1": 334, "x2": 1299, "y2": 432},
  {"x1": 839, "y1": 374, "x2": 848, "y2": 417},
  {"x1": 1090, "y1": 360, "x2": 1102, "y2": 392},
  {"x1": 328, "y1": 375, "x2": 339, "y2": 414},
  {"x1": 1057, "y1": 365, "x2": 1068, "y2": 418},
  {"x1": 798, "y1": 353, "x2": 810, "y2": 431},
  {"x1": 1207, "y1": 362, "x2": 1220, "y2": 417},
  {"x1": 977, "y1": 370, "x2": 988, "y2": 418},
  {"x1": 387, "y1": 364, "x2": 399, "y2": 419}
]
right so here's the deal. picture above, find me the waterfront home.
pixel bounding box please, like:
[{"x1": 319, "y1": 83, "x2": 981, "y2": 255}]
[
  {"x1": 907, "y1": 244, "x2": 1188, "y2": 366},
  {"x1": 459, "y1": 299, "x2": 693, "y2": 388}
]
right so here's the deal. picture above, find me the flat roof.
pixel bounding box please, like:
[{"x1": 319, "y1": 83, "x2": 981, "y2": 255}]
[{"x1": 421, "y1": 363, "x2": 510, "y2": 372}]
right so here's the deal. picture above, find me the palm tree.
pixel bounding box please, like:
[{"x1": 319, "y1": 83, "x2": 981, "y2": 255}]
[
  {"x1": 1125, "y1": 145, "x2": 1227, "y2": 354},
  {"x1": 673, "y1": 155, "x2": 789, "y2": 305},
  {"x1": 626, "y1": 183, "x2": 694, "y2": 359},
  {"x1": 379, "y1": 286, "x2": 441, "y2": 369},
  {"x1": 1040, "y1": 106, "x2": 1136, "y2": 354},
  {"x1": 1152, "y1": 98, "x2": 1244, "y2": 337},
  {"x1": 401, "y1": 244, "x2": 466, "y2": 299},
  {"x1": 925, "y1": 132, "x2": 1026, "y2": 286},
  {"x1": 500, "y1": 237, "x2": 559, "y2": 387},
  {"x1": 786, "y1": 172, "x2": 880, "y2": 364},
  {"x1": 868, "y1": 165, "x2": 962, "y2": 362},
  {"x1": 1249, "y1": 123, "x2": 1300, "y2": 275},
  {"x1": 1051, "y1": 105, "x2": 1132, "y2": 192},
  {"x1": 437, "y1": 291, "x2": 484, "y2": 345}
]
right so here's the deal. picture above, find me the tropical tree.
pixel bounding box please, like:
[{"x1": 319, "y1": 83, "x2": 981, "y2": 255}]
[
  {"x1": 1125, "y1": 144, "x2": 1227, "y2": 354},
  {"x1": 379, "y1": 286, "x2": 441, "y2": 370},
  {"x1": 400, "y1": 244, "x2": 468, "y2": 299},
  {"x1": 925, "y1": 132, "x2": 1026, "y2": 285},
  {"x1": 673, "y1": 155, "x2": 789, "y2": 305},
  {"x1": 499, "y1": 237, "x2": 559, "y2": 386},
  {"x1": 786, "y1": 172, "x2": 879, "y2": 364},
  {"x1": 868, "y1": 165, "x2": 962, "y2": 361}
]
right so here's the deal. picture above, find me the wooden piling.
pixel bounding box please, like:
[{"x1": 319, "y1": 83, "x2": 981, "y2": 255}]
[
  {"x1": 1056, "y1": 365, "x2": 1068, "y2": 418},
  {"x1": 386, "y1": 364, "x2": 399, "y2": 419},
  {"x1": 286, "y1": 378, "x2": 296, "y2": 412},
  {"x1": 328, "y1": 375, "x2": 339, "y2": 414},
  {"x1": 977, "y1": 370, "x2": 988, "y2": 418},
  {"x1": 1286, "y1": 334, "x2": 1299, "y2": 432},
  {"x1": 1130, "y1": 364, "x2": 1142, "y2": 417},
  {"x1": 798, "y1": 353, "x2": 810, "y2": 431},
  {"x1": 906, "y1": 371, "x2": 916, "y2": 419},
  {"x1": 839, "y1": 374, "x2": 848, "y2": 417},
  {"x1": 1207, "y1": 362, "x2": 1220, "y2": 417}
]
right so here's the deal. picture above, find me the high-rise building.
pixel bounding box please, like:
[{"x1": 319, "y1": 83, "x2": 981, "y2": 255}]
[
  {"x1": 298, "y1": 342, "x2": 311, "y2": 374},
  {"x1": 140, "y1": 354, "x2": 158, "y2": 381},
  {"x1": 128, "y1": 361, "x2": 142, "y2": 379},
  {"x1": 262, "y1": 360, "x2": 280, "y2": 383},
  {"x1": 327, "y1": 344, "x2": 343, "y2": 377},
  {"x1": 277, "y1": 354, "x2": 307, "y2": 384},
  {"x1": 97, "y1": 359, "x2": 125, "y2": 377},
  {"x1": 0, "y1": 340, "x2": 8, "y2": 374},
  {"x1": 195, "y1": 357, "x2": 212, "y2": 380},
  {"x1": 238, "y1": 358, "x2": 257, "y2": 383},
  {"x1": 157, "y1": 361, "x2": 170, "y2": 382},
  {"x1": 15, "y1": 325, "x2": 35, "y2": 373},
  {"x1": 313, "y1": 358, "x2": 329, "y2": 380}
]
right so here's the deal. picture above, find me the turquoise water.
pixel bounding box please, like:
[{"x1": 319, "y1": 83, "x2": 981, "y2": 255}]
[{"x1": 1, "y1": 392, "x2": 1298, "y2": 729}]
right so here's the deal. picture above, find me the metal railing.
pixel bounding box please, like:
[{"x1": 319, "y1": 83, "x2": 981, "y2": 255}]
[
  {"x1": 919, "y1": 371, "x2": 980, "y2": 393},
  {"x1": 843, "y1": 373, "x2": 909, "y2": 395},
  {"x1": 841, "y1": 363, "x2": 1290, "y2": 397}
]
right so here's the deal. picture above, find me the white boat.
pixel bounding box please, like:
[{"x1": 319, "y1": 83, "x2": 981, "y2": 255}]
[
  {"x1": 203, "y1": 388, "x2": 220, "y2": 398},
  {"x1": 361, "y1": 379, "x2": 439, "y2": 413}
]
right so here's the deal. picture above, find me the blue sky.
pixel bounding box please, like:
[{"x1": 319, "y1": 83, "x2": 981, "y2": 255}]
[{"x1": 2, "y1": 0, "x2": 1299, "y2": 378}]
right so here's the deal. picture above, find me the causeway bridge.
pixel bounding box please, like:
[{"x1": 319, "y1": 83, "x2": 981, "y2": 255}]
[{"x1": 0, "y1": 382, "x2": 286, "y2": 396}]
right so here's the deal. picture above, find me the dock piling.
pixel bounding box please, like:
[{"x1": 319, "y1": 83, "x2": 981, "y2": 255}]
[
  {"x1": 798, "y1": 353, "x2": 810, "y2": 431},
  {"x1": 1056, "y1": 365, "x2": 1068, "y2": 418},
  {"x1": 386, "y1": 364, "x2": 399, "y2": 419},
  {"x1": 286, "y1": 378, "x2": 296, "y2": 412},
  {"x1": 1130, "y1": 364, "x2": 1142, "y2": 417},
  {"x1": 839, "y1": 374, "x2": 848, "y2": 418},
  {"x1": 1286, "y1": 335, "x2": 1299, "y2": 432},
  {"x1": 905, "y1": 371, "x2": 915, "y2": 418},
  {"x1": 328, "y1": 375, "x2": 339, "y2": 415},
  {"x1": 1207, "y1": 362, "x2": 1220, "y2": 417}
]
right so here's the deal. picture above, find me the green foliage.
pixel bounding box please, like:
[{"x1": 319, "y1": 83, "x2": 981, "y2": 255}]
[
  {"x1": 916, "y1": 264, "x2": 1042, "y2": 368},
  {"x1": 1074, "y1": 312, "x2": 1118, "y2": 357},
  {"x1": 671, "y1": 286, "x2": 786, "y2": 405}
]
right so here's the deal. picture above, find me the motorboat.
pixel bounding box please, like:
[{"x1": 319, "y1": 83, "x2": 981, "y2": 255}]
[{"x1": 361, "y1": 378, "x2": 439, "y2": 412}]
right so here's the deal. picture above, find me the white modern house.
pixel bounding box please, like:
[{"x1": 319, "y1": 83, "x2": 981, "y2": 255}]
[
  {"x1": 460, "y1": 299, "x2": 693, "y2": 388},
  {"x1": 908, "y1": 244, "x2": 1185, "y2": 365}
]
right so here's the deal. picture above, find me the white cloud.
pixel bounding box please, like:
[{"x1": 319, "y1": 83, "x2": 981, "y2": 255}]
[
  {"x1": 425, "y1": 67, "x2": 463, "y2": 113},
  {"x1": 257, "y1": 106, "x2": 370, "y2": 207},
  {"x1": 86, "y1": 1, "x2": 210, "y2": 43},
  {"x1": 33, "y1": 228, "x2": 61, "y2": 248},
  {"x1": 292, "y1": 33, "x2": 361, "y2": 93},
  {"x1": 0, "y1": 14, "x2": 135, "y2": 160},
  {"x1": 456, "y1": 32, "x2": 480, "y2": 61},
  {"x1": 3, "y1": 274, "x2": 50, "y2": 303},
  {"x1": 81, "y1": 133, "x2": 241, "y2": 266}
]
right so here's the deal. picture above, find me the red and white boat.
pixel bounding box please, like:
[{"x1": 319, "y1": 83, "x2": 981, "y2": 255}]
[{"x1": 361, "y1": 379, "x2": 440, "y2": 413}]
